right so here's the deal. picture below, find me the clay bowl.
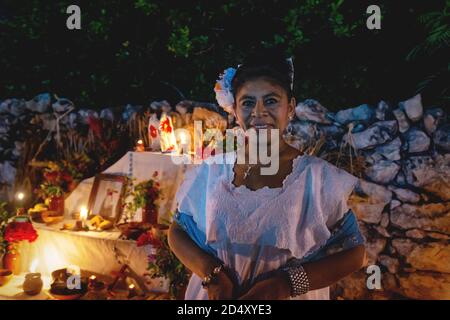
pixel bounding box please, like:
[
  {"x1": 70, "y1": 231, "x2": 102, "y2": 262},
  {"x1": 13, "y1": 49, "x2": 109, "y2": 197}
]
[
  {"x1": 49, "y1": 282, "x2": 88, "y2": 300},
  {"x1": 49, "y1": 269, "x2": 88, "y2": 300}
]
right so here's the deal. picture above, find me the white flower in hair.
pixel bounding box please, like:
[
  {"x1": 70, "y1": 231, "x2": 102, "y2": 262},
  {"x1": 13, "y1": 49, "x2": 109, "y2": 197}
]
[{"x1": 214, "y1": 67, "x2": 236, "y2": 114}]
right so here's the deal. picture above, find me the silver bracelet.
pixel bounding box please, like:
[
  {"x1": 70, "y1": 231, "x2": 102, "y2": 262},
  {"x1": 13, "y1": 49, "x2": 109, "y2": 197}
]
[
  {"x1": 201, "y1": 264, "x2": 224, "y2": 289},
  {"x1": 282, "y1": 265, "x2": 310, "y2": 297}
]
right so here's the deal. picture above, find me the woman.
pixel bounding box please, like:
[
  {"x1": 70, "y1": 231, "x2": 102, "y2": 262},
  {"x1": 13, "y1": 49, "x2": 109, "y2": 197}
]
[{"x1": 168, "y1": 51, "x2": 366, "y2": 300}]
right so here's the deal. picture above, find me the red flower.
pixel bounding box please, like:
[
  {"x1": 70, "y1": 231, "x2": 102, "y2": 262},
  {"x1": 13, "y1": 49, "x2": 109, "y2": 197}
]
[
  {"x1": 61, "y1": 171, "x2": 73, "y2": 183},
  {"x1": 43, "y1": 171, "x2": 59, "y2": 183},
  {"x1": 149, "y1": 125, "x2": 158, "y2": 138},
  {"x1": 4, "y1": 222, "x2": 38, "y2": 243},
  {"x1": 136, "y1": 231, "x2": 162, "y2": 248}
]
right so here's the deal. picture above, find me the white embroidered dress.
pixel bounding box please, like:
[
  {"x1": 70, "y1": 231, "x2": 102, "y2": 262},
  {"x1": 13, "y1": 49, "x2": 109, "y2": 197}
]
[{"x1": 175, "y1": 152, "x2": 358, "y2": 300}]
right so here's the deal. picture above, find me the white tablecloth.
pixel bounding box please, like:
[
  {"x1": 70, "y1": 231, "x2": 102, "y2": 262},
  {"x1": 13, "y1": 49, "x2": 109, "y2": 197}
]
[{"x1": 11, "y1": 152, "x2": 189, "y2": 295}]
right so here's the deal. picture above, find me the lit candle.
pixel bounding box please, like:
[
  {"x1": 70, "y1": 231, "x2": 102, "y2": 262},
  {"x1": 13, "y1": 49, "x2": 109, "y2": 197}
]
[
  {"x1": 16, "y1": 192, "x2": 25, "y2": 201},
  {"x1": 136, "y1": 139, "x2": 145, "y2": 152},
  {"x1": 89, "y1": 275, "x2": 97, "y2": 287},
  {"x1": 179, "y1": 132, "x2": 187, "y2": 154},
  {"x1": 128, "y1": 284, "x2": 137, "y2": 298},
  {"x1": 177, "y1": 130, "x2": 191, "y2": 155},
  {"x1": 79, "y1": 206, "x2": 88, "y2": 228},
  {"x1": 15, "y1": 192, "x2": 25, "y2": 212}
]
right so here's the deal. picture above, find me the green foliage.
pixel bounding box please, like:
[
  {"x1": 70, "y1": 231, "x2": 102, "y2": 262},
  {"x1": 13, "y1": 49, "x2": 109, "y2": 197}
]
[
  {"x1": 406, "y1": 1, "x2": 450, "y2": 102},
  {"x1": 145, "y1": 233, "x2": 190, "y2": 299},
  {"x1": 0, "y1": 202, "x2": 14, "y2": 255},
  {"x1": 0, "y1": 1, "x2": 448, "y2": 108},
  {"x1": 123, "y1": 176, "x2": 160, "y2": 222}
]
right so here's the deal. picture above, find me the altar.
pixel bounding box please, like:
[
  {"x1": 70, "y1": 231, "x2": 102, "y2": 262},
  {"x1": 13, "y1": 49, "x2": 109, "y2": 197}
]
[{"x1": 1, "y1": 152, "x2": 190, "y2": 299}]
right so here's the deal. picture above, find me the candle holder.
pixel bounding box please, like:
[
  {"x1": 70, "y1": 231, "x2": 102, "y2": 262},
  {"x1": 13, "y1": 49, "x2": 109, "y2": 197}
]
[
  {"x1": 128, "y1": 284, "x2": 137, "y2": 299},
  {"x1": 23, "y1": 273, "x2": 43, "y2": 295}
]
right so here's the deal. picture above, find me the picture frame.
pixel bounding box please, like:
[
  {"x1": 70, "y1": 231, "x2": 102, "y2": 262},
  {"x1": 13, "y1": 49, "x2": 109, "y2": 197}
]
[{"x1": 87, "y1": 174, "x2": 127, "y2": 223}]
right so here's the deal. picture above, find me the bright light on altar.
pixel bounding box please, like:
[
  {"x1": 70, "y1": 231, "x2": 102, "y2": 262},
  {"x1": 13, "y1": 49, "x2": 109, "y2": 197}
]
[
  {"x1": 179, "y1": 132, "x2": 187, "y2": 145},
  {"x1": 136, "y1": 139, "x2": 145, "y2": 152},
  {"x1": 80, "y1": 206, "x2": 88, "y2": 220},
  {"x1": 16, "y1": 192, "x2": 25, "y2": 201},
  {"x1": 176, "y1": 130, "x2": 190, "y2": 155},
  {"x1": 29, "y1": 259, "x2": 39, "y2": 273},
  {"x1": 79, "y1": 206, "x2": 88, "y2": 229},
  {"x1": 44, "y1": 245, "x2": 65, "y2": 271},
  {"x1": 128, "y1": 283, "x2": 137, "y2": 298}
]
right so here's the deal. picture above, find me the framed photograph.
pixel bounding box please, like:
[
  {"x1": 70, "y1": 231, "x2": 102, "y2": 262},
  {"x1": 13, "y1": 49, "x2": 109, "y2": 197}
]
[{"x1": 87, "y1": 174, "x2": 127, "y2": 223}]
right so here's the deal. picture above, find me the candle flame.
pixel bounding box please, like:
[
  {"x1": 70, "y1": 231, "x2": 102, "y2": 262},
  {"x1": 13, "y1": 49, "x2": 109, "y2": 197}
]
[
  {"x1": 30, "y1": 259, "x2": 38, "y2": 273},
  {"x1": 179, "y1": 132, "x2": 187, "y2": 144},
  {"x1": 16, "y1": 192, "x2": 25, "y2": 201},
  {"x1": 80, "y1": 206, "x2": 88, "y2": 220},
  {"x1": 128, "y1": 284, "x2": 135, "y2": 289},
  {"x1": 137, "y1": 139, "x2": 143, "y2": 145}
]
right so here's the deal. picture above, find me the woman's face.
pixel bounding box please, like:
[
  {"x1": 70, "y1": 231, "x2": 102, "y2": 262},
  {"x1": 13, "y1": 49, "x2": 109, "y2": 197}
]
[{"x1": 234, "y1": 77, "x2": 295, "y2": 145}]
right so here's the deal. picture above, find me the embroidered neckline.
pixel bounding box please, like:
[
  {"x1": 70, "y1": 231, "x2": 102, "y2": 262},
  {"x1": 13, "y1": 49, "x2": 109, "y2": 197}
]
[{"x1": 229, "y1": 151, "x2": 304, "y2": 194}]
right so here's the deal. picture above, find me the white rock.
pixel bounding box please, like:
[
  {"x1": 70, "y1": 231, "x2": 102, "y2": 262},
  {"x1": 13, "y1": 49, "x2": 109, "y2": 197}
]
[
  {"x1": 380, "y1": 212, "x2": 390, "y2": 228},
  {"x1": 365, "y1": 160, "x2": 400, "y2": 184},
  {"x1": 52, "y1": 97, "x2": 74, "y2": 113},
  {"x1": 433, "y1": 124, "x2": 450, "y2": 152},
  {"x1": 405, "y1": 229, "x2": 427, "y2": 239},
  {"x1": 388, "y1": 186, "x2": 420, "y2": 203},
  {"x1": 374, "y1": 137, "x2": 401, "y2": 161},
  {"x1": 423, "y1": 108, "x2": 444, "y2": 135},
  {"x1": 295, "y1": 99, "x2": 332, "y2": 124},
  {"x1": 350, "y1": 180, "x2": 392, "y2": 224},
  {"x1": 403, "y1": 154, "x2": 450, "y2": 201},
  {"x1": 355, "y1": 179, "x2": 393, "y2": 203},
  {"x1": 404, "y1": 128, "x2": 430, "y2": 153},
  {"x1": 334, "y1": 104, "x2": 375, "y2": 125},
  {"x1": 376, "y1": 100, "x2": 389, "y2": 121},
  {"x1": 317, "y1": 124, "x2": 343, "y2": 137},
  {"x1": 365, "y1": 238, "x2": 387, "y2": 265},
  {"x1": 286, "y1": 120, "x2": 317, "y2": 144},
  {"x1": 390, "y1": 200, "x2": 402, "y2": 210},
  {"x1": 395, "y1": 171, "x2": 407, "y2": 187},
  {"x1": 100, "y1": 108, "x2": 114, "y2": 122},
  {"x1": 67, "y1": 112, "x2": 79, "y2": 129},
  {"x1": 393, "y1": 108, "x2": 410, "y2": 133},
  {"x1": 3, "y1": 98, "x2": 27, "y2": 116},
  {"x1": 400, "y1": 94, "x2": 423, "y2": 122},
  {"x1": 374, "y1": 225, "x2": 391, "y2": 237},
  {"x1": 345, "y1": 120, "x2": 397, "y2": 150},
  {"x1": 391, "y1": 202, "x2": 450, "y2": 234},
  {"x1": 379, "y1": 255, "x2": 399, "y2": 273},
  {"x1": 26, "y1": 93, "x2": 51, "y2": 113}
]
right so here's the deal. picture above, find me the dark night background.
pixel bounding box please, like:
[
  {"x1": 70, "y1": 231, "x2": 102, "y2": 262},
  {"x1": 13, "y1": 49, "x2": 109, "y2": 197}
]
[{"x1": 0, "y1": 0, "x2": 448, "y2": 110}]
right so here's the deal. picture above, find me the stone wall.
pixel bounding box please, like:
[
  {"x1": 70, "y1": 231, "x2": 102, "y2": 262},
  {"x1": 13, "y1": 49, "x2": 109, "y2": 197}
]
[{"x1": 286, "y1": 94, "x2": 449, "y2": 299}]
